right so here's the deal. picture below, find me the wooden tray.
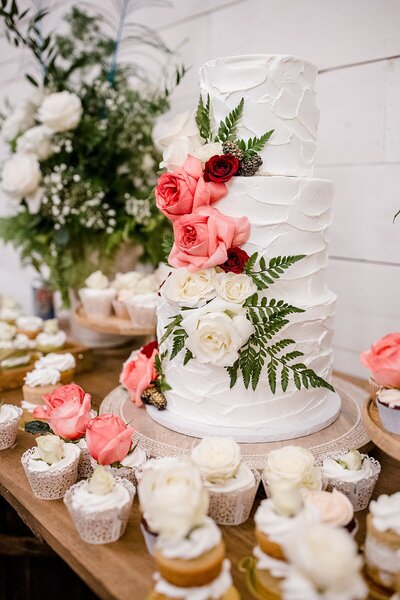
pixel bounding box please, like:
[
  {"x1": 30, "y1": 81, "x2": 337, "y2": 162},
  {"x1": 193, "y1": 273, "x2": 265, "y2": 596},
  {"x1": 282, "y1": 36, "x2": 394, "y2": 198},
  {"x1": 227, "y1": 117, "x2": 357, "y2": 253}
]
[
  {"x1": 74, "y1": 306, "x2": 155, "y2": 337},
  {"x1": 0, "y1": 342, "x2": 94, "y2": 392},
  {"x1": 363, "y1": 397, "x2": 400, "y2": 461}
]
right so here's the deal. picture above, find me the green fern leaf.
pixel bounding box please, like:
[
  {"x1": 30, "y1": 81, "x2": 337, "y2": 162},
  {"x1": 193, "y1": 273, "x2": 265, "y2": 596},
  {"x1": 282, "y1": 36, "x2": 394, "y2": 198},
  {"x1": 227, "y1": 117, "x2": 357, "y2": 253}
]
[
  {"x1": 227, "y1": 360, "x2": 239, "y2": 388},
  {"x1": 160, "y1": 315, "x2": 182, "y2": 344},
  {"x1": 183, "y1": 349, "x2": 193, "y2": 365},
  {"x1": 281, "y1": 366, "x2": 289, "y2": 392},
  {"x1": 216, "y1": 98, "x2": 244, "y2": 143},
  {"x1": 267, "y1": 358, "x2": 277, "y2": 394},
  {"x1": 170, "y1": 335, "x2": 186, "y2": 360},
  {"x1": 242, "y1": 129, "x2": 274, "y2": 158},
  {"x1": 195, "y1": 94, "x2": 211, "y2": 142}
]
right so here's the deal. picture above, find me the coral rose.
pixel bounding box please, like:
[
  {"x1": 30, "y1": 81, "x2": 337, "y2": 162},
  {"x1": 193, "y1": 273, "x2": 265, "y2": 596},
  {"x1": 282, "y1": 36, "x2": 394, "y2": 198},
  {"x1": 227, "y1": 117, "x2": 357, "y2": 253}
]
[
  {"x1": 86, "y1": 414, "x2": 134, "y2": 465},
  {"x1": 169, "y1": 206, "x2": 250, "y2": 272},
  {"x1": 220, "y1": 246, "x2": 250, "y2": 274},
  {"x1": 155, "y1": 155, "x2": 227, "y2": 221},
  {"x1": 361, "y1": 333, "x2": 400, "y2": 388},
  {"x1": 33, "y1": 383, "x2": 92, "y2": 441},
  {"x1": 120, "y1": 344, "x2": 158, "y2": 407},
  {"x1": 203, "y1": 154, "x2": 239, "y2": 183}
]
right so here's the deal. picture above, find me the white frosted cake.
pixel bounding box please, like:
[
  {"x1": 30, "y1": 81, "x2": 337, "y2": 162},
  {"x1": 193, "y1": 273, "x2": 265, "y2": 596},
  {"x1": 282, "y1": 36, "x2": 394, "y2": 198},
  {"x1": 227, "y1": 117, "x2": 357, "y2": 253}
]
[{"x1": 152, "y1": 54, "x2": 340, "y2": 442}]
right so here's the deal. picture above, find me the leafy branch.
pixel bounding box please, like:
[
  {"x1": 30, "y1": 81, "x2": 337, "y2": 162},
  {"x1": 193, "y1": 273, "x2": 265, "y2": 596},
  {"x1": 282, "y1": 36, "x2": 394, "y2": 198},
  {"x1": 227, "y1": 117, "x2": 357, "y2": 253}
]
[
  {"x1": 244, "y1": 253, "x2": 305, "y2": 290},
  {"x1": 195, "y1": 94, "x2": 211, "y2": 142},
  {"x1": 154, "y1": 350, "x2": 171, "y2": 393},
  {"x1": 215, "y1": 98, "x2": 244, "y2": 143},
  {"x1": 237, "y1": 130, "x2": 274, "y2": 159}
]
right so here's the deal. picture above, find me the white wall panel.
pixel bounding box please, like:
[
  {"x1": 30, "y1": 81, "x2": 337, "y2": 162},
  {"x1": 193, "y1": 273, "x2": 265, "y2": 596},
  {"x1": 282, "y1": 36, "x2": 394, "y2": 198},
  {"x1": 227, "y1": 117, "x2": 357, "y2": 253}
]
[{"x1": 385, "y1": 58, "x2": 400, "y2": 162}]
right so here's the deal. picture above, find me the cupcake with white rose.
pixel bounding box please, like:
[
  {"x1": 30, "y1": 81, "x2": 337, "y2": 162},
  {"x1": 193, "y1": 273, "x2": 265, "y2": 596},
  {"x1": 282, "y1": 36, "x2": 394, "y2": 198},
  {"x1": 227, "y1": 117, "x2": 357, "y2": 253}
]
[
  {"x1": 191, "y1": 436, "x2": 260, "y2": 526},
  {"x1": 322, "y1": 449, "x2": 381, "y2": 510},
  {"x1": 35, "y1": 319, "x2": 67, "y2": 353},
  {"x1": 21, "y1": 434, "x2": 80, "y2": 499},
  {"x1": 35, "y1": 352, "x2": 76, "y2": 384},
  {"x1": 23, "y1": 368, "x2": 61, "y2": 405},
  {"x1": 78, "y1": 270, "x2": 116, "y2": 319},
  {"x1": 64, "y1": 466, "x2": 135, "y2": 544},
  {"x1": 262, "y1": 446, "x2": 322, "y2": 497},
  {"x1": 305, "y1": 489, "x2": 358, "y2": 536},
  {"x1": 111, "y1": 271, "x2": 144, "y2": 318},
  {"x1": 0, "y1": 404, "x2": 23, "y2": 450},
  {"x1": 16, "y1": 315, "x2": 43, "y2": 339},
  {"x1": 365, "y1": 492, "x2": 400, "y2": 591}
]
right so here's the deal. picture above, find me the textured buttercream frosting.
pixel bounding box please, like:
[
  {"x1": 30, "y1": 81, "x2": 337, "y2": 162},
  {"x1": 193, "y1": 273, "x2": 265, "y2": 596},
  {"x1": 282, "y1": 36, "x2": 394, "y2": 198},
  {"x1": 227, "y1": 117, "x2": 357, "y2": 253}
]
[{"x1": 199, "y1": 54, "x2": 319, "y2": 176}]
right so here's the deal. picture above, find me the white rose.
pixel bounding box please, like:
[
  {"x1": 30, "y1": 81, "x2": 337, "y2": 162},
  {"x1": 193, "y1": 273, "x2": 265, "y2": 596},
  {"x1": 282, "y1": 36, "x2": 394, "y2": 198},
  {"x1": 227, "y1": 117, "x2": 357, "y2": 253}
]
[
  {"x1": 36, "y1": 435, "x2": 64, "y2": 465},
  {"x1": 161, "y1": 268, "x2": 216, "y2": 308},
  {"x1": 337, "y1": 450, "x2": 362, "y2": 471},
  {"x1": 111, "y1": 271, "x2": 144, "y2": 292},
  {"x1": 269, "y1": 480, "x2": 304, "y2": 517},
  {"x1": 159, "y1": 135, "x2": 193, "y2": 171},
  {"x1": 283, "y1": 524, "x2": 367, "y2": 597},
  {"x1": 138, "y1": 457, "x2": 208, "y2": 540},
  {"x1": 155, "y1": 110, "x2": 201, "y2": 150},
  {"x1": 135, "y1": 273, "x2": 159, "y2": 294},
  {"x1": 181, "y1": 297, "x2": 254, "y2": 367},
  {"x1": 2, "y1": 105, "x2": 35, "y2": 141},
  {"x1": 16, "y1": 125, "x2": 52, "y2": 160},
  {"x1": 85, "y1": 270, "x2": 109, "y2": 289},
  {"x1": 214, "y1": 272, "x2": 256, "y2": 304},
  {"x1": 191, "y1": 436, "x2": 241, "y2": 483},
  {"x1": 1, "y1": 154, "x2": 41, "y2": 199},
  {"x1": 88, "y1": 466, "x2": 115, "y2": 496},
  {"x1": 191, "y1": 141, "x2": 223, "y2": 163},
  {"x1": 265, "y1": 446, "x2": 321, "y2": 491},
  {"x1": 37, "y1": 91, "x2": 82, "y2": 132}
]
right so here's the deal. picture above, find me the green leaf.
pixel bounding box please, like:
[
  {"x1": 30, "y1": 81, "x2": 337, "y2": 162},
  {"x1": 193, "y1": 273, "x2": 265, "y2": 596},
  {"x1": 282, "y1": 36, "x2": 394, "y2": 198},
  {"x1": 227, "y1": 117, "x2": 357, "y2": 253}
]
[
  {"x1": 215, "y1": 98, "x2": 244, "y2": 143},
  {"x1": 195, "y1": 94, "x2": 211, "y2": 142},
  {"x1": 281, "y1": 366, "x2": 289, "y2": 392},
  {"x1": 170, "y1": 335, "x2": 186, "y2": 360},
  {"x1": 239, "y1": 342, "x2": 257, "y2": 389},
  {"x1": 25, "y1": 421, "x2": 51, "y2": 435},
  {"x1": 245, "y1": 254, "x2": 305, "y2": 291},
  {"x1": 240, "y1": 129, "x2": 274, "y2": 159},
  {"x1": 227, "y1": 360, "x2": 239, "y2": 388},
  {"x1": 25, "y1": 73, "x2": 39, "y2": 87},
  {"x1": 183, "y1": 349, "x2": 193, "y2": 365},
  {"x1": 267, "y1": 358, "x2": 277, "y2": 394},
  {"x1": 160, "y1": 314, "x2": 182, "y2": 344}
]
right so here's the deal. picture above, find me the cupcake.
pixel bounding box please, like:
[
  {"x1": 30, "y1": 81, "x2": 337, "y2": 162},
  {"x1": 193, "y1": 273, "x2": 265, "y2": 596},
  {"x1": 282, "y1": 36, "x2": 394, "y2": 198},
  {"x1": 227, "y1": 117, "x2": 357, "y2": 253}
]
[
  {"x1": 322, "y1": 450, "x2": 381, "y2": 510},
  {"x1": 22, "y1": 368, "x2": 61, "y2": 405},
  {"x1": 35, "y1": 352, "x2": 76, "y2": 383},
  {"x1": 79, "y1": 270, "x2": 116, "y2": 319},
  {"x1": 111, "y1": 271, "x2": 145, "y2": 319},
  {"x1": 376, "y1": 388, "x2": 400, "y2": 435},
  {"x1": 0, "y1": 295, "x2": 21, "y2": 324},
  {"x1": 76, "y1": 438, "x2": 94, "y2": 480},
  {"x1": 191, "y1": 436, "x2": 259, "y2": 526},
  {"x1": 64, "y1": 466, "x2": 135, "y2": 544},
  {"x1": 16, "y1": 315, "x2": 43, "y2": 339},
  {"x1": 305, "y1": 489, "x2": 357, "y2": 535},
  {"x1": 21, "y1": 435, "x2": 80, "y2": 500},
  {"x1": 0, "y1": 404, "x2": 23, "y2": 450},
  {"x1": 365, "y1": 492, "x2": 400, "y2": 591},
  {"x1": 262, "y1": 446, "x2": 322, "y2": 497},
  {"x1": 36, "y1": 319, "x2": 67, "y2": 353},
  {"x1": 126, "y1": 292, "x2": 158, "y2": 328},
  {"x1": 0, "y1": 329, "x2": 36, "y2": 369}
]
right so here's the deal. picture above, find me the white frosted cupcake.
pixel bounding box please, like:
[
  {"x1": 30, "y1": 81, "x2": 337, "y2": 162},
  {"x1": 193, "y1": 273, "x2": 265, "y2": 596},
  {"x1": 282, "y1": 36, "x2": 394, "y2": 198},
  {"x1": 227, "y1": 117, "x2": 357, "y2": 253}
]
[
  {"x1": 305, "y1": 489, "x2": 357, "y2": 536},
  {"x1": 22, "y1": 368, "x2": 61, "y2": 405},
  {"x1": 16, "y1": 316, "x2": 43, "y2": 339},
  {"x1": 262, "y1": 446, "x2": 322, "y2": 497},
  {"x1": 91, "y1": 444, "x2": 148, "y2": 486},
  {"x1": 35, "y1": 352, "x2": 76, "y2": 383},
  {"x1": 111, "y1": 270, "x2": 144, "y2": 318},
  {"x1": 376, "y1": 388, "x2": 400, "y2": 435},
  {"x1": 21, "y1": 435, "x2": 80, "y2": 500},
  {"x1": 126, "y1": 292, "x2": 158, "y2": 328},
  {"x1": 112, "y1": 290, "x2": 132, "y2": 319},
  {"x1": 322, "y1": 450, "x2": 381, "y2": 511},
  {"x1": 191, "y1": 436, "x2": 259, "y2": 526},
  {"x1": 64, "y1": 466, "x2": 135, "y2": 544},
  {"x1": 0, "y1": 404, "x2": 23, "y2": 449},
  {"x1": 36, "y1": 329, "x2": 67, "y2": 353},
  {"x1": 79, "y1": 270, "x2": 116, "y2": 319}
]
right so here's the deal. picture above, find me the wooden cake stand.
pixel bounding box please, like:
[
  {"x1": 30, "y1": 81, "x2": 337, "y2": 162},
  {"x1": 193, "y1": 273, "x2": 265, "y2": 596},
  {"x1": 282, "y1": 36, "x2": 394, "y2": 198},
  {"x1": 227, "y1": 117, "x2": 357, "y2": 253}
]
[
  {"x1": 74, "y1": 306, "x2": 155, "y2": 338},
  {"x1": 101, "y1": 375, "x2": 371, "y2": 469},
  {"x1": 363, "y1": 398, "x2": 400, "y2": 461}
]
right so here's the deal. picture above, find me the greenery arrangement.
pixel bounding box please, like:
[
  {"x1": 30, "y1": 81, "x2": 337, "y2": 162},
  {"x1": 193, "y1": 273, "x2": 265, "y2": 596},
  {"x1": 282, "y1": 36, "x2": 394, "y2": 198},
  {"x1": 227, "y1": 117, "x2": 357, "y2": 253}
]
[{"x1": 0, "y1": 1, "x2": 184, "y2": 303}]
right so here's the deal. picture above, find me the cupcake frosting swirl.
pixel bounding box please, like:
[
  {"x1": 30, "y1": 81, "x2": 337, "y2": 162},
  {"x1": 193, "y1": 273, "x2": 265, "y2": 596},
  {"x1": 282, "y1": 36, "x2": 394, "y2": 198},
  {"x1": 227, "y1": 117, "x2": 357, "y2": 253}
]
[
  {"x1": 35, "y1": 352, "x2": 75, "y2": 372},
  {"x1": 25, "y1": 367, "x2": 61, "y2": 387},
  {"x1": 36, "y1": 331, "x2": 67, "y2": 348},
  {"x1": 27, "y1": 443, "x2": 79, "y2": 472},
  {"x1": 0, "y1": 404, "x2": 22, "y2": 423},
  {"x1": 255, "y1": 499, "x2": 318, "y2": 544},
  {"x1": 377, "y1": 388, "x2": 400, "y2": 408},
  {"x1": 323, "y1": 456, "x2": 374, "y2": 482},
  {"x1": 71, "y1": 479, "x2": 131, "y2": 513},
  {"x1": 156, "y1": 517, "x2": 221, "y2": 560},
  {"x1": 120, "y1": 446, "x2": 147, "y2": 469},
  {"x1": 369, "y1": 492, "x2": 400, "y2": 534},
  {"x1": 17, "y1": 316, "x2": 43, "y2": 331},
  {"x1": 306, "y1": 489, "x2": 354, "y2": 527},
  {"x1": 204, "y1": 463, "x2": 255, "y2": 493}
]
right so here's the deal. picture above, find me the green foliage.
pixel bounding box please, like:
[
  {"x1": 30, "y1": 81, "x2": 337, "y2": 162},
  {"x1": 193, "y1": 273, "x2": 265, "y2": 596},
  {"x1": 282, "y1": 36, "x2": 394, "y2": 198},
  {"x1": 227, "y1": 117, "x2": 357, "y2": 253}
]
[
  {"x1": 154, "y1": 351, "x2": 171, "y2": 393},
  {"x1": 160, "y1": 315, "x2": 183, "y2": 345},
  {"x1": 237, "y1": 130, "x2": 275, "y2": 159},
  {"x1": 215, "y1": 98, "x2": 244, "y2": 143},
  {"x1": 244, "y1": 252, "x2": 306, "y2": 290},
  {"x1": 195, "y1": 94, "x2": 212, "y2": 142}
]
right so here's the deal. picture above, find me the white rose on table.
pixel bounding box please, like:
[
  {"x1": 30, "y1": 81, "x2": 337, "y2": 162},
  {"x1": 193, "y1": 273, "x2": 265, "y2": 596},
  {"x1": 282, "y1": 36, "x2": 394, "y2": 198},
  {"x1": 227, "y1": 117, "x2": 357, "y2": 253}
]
[
  {"x1": 265, "y1": 446, "x2": 321, "y2": 491},
  {"x1": 214, "y1": 272, "x2": 256, "y2": 304},
  {"x1": 191, "y1": 436, "x2": 241, "y2": 483},
  {"x1": 181, "y1": 297, "x2": 254, "y2": 367},
  {"x1": 138, "y1": 457, "x2": 208, "y2": 540},
  {"x1": 88, "y1": 466, "x2": 115, "y2": 496},
  {"x1": 1, "y1": 153, "x2": 41, "y2": 200},
  {"x1": 84, "y1": 270, "x2": 109, "y2": 289},
  {"x1": 161, "y1": 268, "x2": 216, "y2": 308},
  {"x1": 16, "y1": 125, "x2": 52, "y2": 160},
  {"x1": 36, "y1": 435, "x2": 64, "y2": 465},
  {"x1": 37, "y1": 91, "x2": 82, "y2": 132}
]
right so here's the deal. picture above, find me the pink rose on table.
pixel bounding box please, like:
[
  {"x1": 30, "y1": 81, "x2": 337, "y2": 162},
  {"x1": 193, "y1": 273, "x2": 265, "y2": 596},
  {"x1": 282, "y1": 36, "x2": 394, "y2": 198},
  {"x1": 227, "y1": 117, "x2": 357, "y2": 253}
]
[
  {"x1": 155, "y1": 155, "x2": 227, "y2": 221},
  {"x1": 120, "y1": 342, "x2": 158, "y2": 407},
  {"x1": 361, "y1": 333, "x2": 400, "y2": 387},
  {"x1": 86, "y1": 414, "x2": 134, "y2": 465},
  {"x1": 169, "y1": 206, "x2": 250, "y2": 272},
  {"x1": 33, "y1": 383, "x2": 92, "y2": 440}
]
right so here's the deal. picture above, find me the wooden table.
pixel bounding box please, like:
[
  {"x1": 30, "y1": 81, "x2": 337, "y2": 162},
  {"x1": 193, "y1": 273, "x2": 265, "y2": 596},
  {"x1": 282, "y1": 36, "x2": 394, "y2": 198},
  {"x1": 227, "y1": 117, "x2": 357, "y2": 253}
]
[{"x1": 0, "y1": 348, "x2": 399, "y2": 600}]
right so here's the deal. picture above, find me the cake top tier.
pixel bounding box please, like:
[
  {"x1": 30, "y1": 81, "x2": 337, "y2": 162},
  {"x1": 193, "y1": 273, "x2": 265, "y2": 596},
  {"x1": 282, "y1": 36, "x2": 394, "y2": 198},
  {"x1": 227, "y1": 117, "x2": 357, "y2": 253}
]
[{"x1": 199, "y1": 54, "x2": 319, "y2": 177}]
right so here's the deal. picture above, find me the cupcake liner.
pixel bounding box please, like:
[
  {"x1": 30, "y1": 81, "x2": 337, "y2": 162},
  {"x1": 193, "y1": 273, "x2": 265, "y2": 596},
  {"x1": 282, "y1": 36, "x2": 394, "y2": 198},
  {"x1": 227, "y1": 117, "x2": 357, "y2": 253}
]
[
  {"x1": 21, "y1": 446, "x2": 80, "y2": 500},
  {"x1": 140, "y1": 521, "x2": 158, "y2": 556},
  {"x1": 126, "y1": 302, "x2": 157, "y2": 328},
  {"x1": 369, "y1": 377, "x2": 381, "y2": 401},
  {"x1": 208, "y1": 470, "x2": 260, "y2": 526},
  {"x1": 112, "y1": 299, "x2": 130, "y2": 319},
  {"x1": 77, "y1": 446, "x2": 94, "y2": 480},
  {"x1": 321, "y1": 455, "x2": 381, "y2": 511},
  {"x1": 376, "y1": 400, "x2": 400, "y2": 435},
  {"x1": 0, "y1": 407, "x2": 23, "y2": 450},
  {"x1": 64, "y1": 477, "x2": 135, "y2": 544},
  {"x1": 79, "y1": 289, "x2": 115, "y2": 319}
]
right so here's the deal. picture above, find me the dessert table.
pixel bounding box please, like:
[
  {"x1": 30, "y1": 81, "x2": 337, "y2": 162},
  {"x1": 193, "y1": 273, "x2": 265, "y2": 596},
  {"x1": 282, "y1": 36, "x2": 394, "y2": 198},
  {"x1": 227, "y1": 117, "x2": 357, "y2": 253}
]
[{"x1": 0, "y1": 346, "x2": 398, "y2": 600}]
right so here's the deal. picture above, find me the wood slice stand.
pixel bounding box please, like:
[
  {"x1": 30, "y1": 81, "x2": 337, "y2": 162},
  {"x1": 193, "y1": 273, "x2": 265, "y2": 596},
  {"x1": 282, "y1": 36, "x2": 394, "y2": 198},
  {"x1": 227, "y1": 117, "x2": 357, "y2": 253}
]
[
  {"x1": 101, "y1": 375, "x2": 371, "y2": 469},
  {"x1": 74, "y1": 306, "x2": 155, "y2": 338},
  {"x1": 363, "y1": 398, "x2": 400, "y2": 461}
]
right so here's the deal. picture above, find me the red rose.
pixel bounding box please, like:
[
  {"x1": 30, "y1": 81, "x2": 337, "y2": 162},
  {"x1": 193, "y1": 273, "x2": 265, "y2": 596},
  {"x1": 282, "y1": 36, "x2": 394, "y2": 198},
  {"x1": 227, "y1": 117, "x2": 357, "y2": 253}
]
[
  {"x1": 220, "y1": 246, "x2": 250, "y2": 274},
  {"x1": 141, "y1": 340, "x2": 158, "y2": 358},
  {"x1": 203, "y1": 154, "x2": 239, "y2": 183}
]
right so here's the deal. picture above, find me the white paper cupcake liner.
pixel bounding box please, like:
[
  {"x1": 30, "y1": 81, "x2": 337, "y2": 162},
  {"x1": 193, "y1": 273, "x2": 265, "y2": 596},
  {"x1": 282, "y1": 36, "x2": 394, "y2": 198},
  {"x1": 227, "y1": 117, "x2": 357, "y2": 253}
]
[
  {"x1": 140, "y1": 521, "x2": 158, "y2": 556},
  {"x1": 0, "y1": 407, "x2": 23, "y2": 450},
  {"x1": 64, "y1": 477, "x2": 135, "y2": 544},
  {"x1": 21, "y1": 447, "x2": 80, "y2": 500},
  {"x1": 126, "y1": 303, "x2": 157, "y2": 328},
  {"x1": 376, "y1": 400, "x2": 400, "y2": 435},
  {"x1": 79, "y1": 289, "x2": 115, "y2": 319},
  {"x1": 207, "y1": 470, "x2": 260, "y2": 526},
  {"x1": 112, "y1": 299, "x2": 130, "y2": 319},
  {"x1": 77, "y1": 447, "x2": 94, "y2": 480},
  {"x1": 319, "y1": 454, "x2": 381, "y2": 511},
  {"x1": 369, "y1": 377, "x2": 381, "y2": 401}
]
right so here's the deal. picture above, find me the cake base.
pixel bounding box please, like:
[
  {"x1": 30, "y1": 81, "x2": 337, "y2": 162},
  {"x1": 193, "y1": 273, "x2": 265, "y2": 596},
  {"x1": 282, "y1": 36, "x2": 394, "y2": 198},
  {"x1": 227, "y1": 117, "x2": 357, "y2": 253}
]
[{"x1": 100, "y1": 376, "x2": 371, "y2": 469}]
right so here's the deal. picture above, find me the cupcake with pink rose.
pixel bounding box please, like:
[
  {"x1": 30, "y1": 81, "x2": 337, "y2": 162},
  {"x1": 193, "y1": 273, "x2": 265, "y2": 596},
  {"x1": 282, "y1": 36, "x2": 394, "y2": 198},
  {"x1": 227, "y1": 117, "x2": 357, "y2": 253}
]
[
  {"x1": 361, "y1": 333, "x2": 400, "y2": 433},
  {"x1": 119, "y1": 341, "x2": 159, "y2": 408},
  {"x1": 86, "y1": 414, "x2": 147, "y2": 485}
]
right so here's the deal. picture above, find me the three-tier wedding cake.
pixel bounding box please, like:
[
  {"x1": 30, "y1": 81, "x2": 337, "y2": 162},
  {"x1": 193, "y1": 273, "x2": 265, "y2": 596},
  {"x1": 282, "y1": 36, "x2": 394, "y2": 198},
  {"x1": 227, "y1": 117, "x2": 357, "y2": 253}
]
[{"x1": 151, "y1": 54, "x2": 341, "y2": 442}]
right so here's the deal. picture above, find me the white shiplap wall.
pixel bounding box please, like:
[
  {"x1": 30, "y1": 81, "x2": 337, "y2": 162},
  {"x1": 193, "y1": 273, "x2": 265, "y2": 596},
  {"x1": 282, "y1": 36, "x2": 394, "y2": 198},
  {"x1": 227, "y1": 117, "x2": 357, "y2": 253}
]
[{"x1": 0, "y1": 0, "x2": 399, "y2": 378}]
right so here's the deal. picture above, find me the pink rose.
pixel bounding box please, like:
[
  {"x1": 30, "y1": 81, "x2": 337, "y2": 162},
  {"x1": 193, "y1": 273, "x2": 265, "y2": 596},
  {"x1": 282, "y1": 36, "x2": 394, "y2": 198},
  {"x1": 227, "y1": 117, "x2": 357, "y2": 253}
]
[
  {"x1": 120, "y1": 345, "x2": 158, "y2": 407},
  {"x1": 86, "y1": 414, "x2": 134, "y2": 465},
  {"x1": 361, "y1": 333, "x2": 400, "y2": 387},
  {"x1": 168, "y1": 206, "x2": 250, "y2": 272},
  {"x1": 155, "y1": 155, "x2": 227, "y2": 221},
  {"x1": 33, "y1": 384, "x2": 92, "y2": 441}
]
